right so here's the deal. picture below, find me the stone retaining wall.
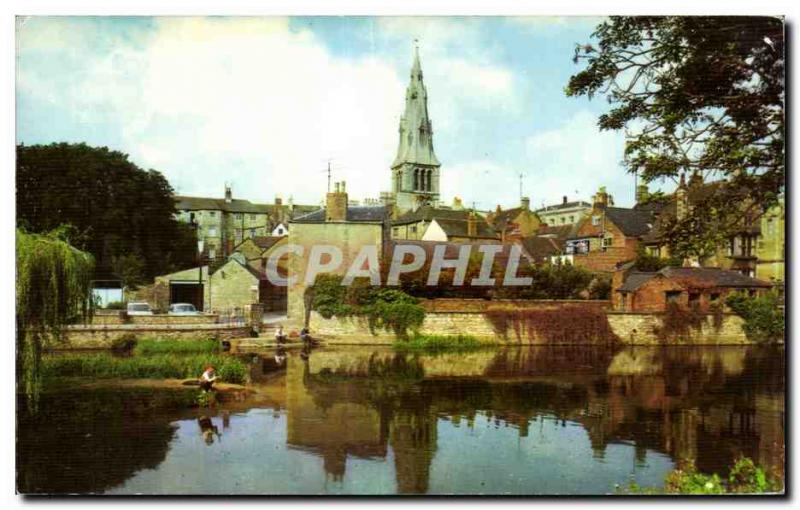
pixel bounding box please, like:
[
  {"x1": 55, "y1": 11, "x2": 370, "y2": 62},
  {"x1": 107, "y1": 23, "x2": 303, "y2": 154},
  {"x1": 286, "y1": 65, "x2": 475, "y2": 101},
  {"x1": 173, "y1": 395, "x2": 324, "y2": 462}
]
[
  {"x1": 91, "y1": 313, "x2": 220, "y2": 326},
  {"x1": 58, "y1": 324, "x2": 251, "y2": 349},
  {"x1": 607, "y1": 312, "x2": 753, "y2": 345}
]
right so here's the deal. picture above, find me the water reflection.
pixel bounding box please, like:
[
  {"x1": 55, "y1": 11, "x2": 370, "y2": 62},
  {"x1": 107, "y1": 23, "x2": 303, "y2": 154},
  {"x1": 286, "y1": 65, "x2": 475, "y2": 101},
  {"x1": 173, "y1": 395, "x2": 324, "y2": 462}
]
[{"x1": 17, "y1": 345, "x2": 784, "y2": 495}]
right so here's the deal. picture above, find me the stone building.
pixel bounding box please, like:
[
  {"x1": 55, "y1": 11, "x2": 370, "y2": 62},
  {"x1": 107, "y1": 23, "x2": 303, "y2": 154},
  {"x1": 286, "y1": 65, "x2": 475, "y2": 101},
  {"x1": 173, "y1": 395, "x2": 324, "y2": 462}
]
[
  {"x1": 535, "y1": 196, "x2": 592, "y2": 227},
  {"x1": 287, "y1": 181, "x2": 390, "y2": 321},
  {"x1": 487, "y1": 197, "x2": 543, "y2": 242},
  {"x1": 612, "y1": 266, "x2": 772, "y2": 312},
  {"x1": 390, "y1": 46, "x2": 441, "y2": 215},
  {"x1": 175, "y1": 185, "x2": 316, "y2": 262}
]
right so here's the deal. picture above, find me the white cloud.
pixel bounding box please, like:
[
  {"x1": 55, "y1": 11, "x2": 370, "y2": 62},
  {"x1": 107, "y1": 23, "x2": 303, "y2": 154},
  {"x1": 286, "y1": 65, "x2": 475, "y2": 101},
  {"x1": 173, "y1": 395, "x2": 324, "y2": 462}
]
[{"x1": 525, "y1": 109, "x2": 633, "y2": 207}]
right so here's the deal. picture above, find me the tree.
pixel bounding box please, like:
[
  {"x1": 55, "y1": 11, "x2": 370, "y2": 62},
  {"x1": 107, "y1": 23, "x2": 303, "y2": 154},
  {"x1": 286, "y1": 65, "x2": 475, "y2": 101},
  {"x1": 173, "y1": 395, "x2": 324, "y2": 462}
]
[
  {"x1": 17, "y1": 143, "x2": 197, "y2": 281},
  {"x1": 16, "y1": 228, "x2": 94, "y2": 409},
  {"x1": 567, "y1": 17, "x2": 784, "y2": 256}
]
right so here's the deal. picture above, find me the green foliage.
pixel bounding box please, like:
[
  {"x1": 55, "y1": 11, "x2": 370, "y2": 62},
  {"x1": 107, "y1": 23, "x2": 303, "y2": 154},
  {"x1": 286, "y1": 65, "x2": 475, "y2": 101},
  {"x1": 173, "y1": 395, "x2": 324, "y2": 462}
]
[
  {"x1": 633, "y1": 247, "x2": 682, "y2": 272},
  {"x1": 133, "y1": 337, "x2": 220, "y2": 355},
  {"x1": 16, "y1": 228, "x2": 95, "y2": 410},
  {"x1": 622, "y1": 457, "x2": 782, "y2": 494},
  {"x1": 485, "y1": 306, "x2": 618, "y2": 346},
  {"x1": 725, "y1": 291, "x2": 784, "y2": 343},
  {"x1": 195, "y1": 390, "x2": 216, "y2": 408},
  {"x1": 655, "y1": 301, "x2": 707, "y2": 341},
  {"x1": 495, "y1": 261, "x2": 595, "y2": 299},
  {"x1": 42, "y1": 353, "x2": 247, "y2": 384},
  {"x1": 306, "y1": 275, "x2": 426, "y2": 339},
  {"x1": 110, "y1": 333, "x2": 138, "y2": 353},
  {"x1": 105, "y1": 300, "x2": 126, "y2": 310},
  {"x1": 17, "y1": 143, "x2": 197, "y2": 281},
  {"x1": 567, "y1": 17, "x2": 784, "y2": 256},
  {"x1": 394, "y1": 334, "x2": 488, "y2": 353},
  {"x1": 588, "y1": 276, "x2": 612, "y2": 300}
]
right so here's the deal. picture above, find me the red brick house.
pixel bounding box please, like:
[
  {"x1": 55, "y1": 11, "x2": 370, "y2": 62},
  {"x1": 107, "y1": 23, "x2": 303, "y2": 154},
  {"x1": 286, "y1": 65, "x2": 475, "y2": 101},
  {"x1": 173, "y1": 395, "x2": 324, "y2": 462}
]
[
  {"x1": 564, "y1": 187, "x2": 655, "y2": 273},
  {"x1": 613, "y1": 266, "x2": 772, "y2": 312}
]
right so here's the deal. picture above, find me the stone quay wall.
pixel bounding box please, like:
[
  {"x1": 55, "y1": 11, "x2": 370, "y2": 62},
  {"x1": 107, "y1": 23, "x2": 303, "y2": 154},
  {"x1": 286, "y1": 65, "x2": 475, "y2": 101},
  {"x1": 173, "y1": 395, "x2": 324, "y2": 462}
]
[
  {"x1": 91, "y1": 312, "x2": 221, "y2": 326},
  {"x1": 308, "y1": 299, "x2": 758, "y2": 345},
  {"x1": 58, "y1": 324, "x2": 251, "y2": 350}
]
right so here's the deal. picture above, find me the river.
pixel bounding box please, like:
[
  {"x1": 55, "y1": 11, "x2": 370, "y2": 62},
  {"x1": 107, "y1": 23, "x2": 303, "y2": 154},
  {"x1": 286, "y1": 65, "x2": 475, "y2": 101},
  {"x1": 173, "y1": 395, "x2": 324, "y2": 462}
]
[{"x1": 17, "y1": 344, "x2": 784, "y2": 495}]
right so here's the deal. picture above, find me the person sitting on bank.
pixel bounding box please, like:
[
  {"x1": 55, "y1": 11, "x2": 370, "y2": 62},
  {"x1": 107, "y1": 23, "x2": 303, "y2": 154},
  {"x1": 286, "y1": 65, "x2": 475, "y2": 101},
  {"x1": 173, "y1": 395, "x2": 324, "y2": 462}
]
[
  {"x1": 275, "y1": 325, "x2": 286, "y2": 343},
  {"x1": 199, "y1": 365, "x2": 218, "y2": 391},
  {"x1": 300, "y1": 327, "x2": 310, "y2": 342}
]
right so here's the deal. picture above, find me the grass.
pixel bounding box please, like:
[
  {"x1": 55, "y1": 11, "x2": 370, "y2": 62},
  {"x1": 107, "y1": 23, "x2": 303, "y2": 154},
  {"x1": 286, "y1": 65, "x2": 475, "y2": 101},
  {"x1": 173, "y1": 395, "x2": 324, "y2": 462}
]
[
  {"x1": 42, "y1": 352, "x2": 248, "y2": 384},
  {"x1": 393, "y1": 333, "x2": 492, "y2": 353},
  {"x1": 133, "y1": 337, "x2": 220, "y2": 355}
]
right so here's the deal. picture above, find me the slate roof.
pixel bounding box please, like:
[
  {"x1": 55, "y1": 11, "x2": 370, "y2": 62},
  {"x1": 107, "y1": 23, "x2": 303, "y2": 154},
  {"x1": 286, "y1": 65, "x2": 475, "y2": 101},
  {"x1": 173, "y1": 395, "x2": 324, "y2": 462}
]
[
  {"x1": 603, "y1": 207, "x2": 656, "y2": 237},
  {"x1": 432, "y1": 218, "x2": 500, "y2": 240},
  {"x1": 392, "y1": 205, "x2": 475, "y2": 226},
  {"x1": 616, "y1": 267, "x2": 772, "y2": 293},
  {"x1": 383, "y1": 239, "x2": 530, "y2": 267},
  {"x1": 251, "y1": 236, "x2": 284, "y2": 251},
  {"x1": 291, "y1": 205, "x2": 390, "y2": 223},
  {"x1": 174, "y1": 196, "x2": 271, "y2": 214},
  {"x1": 519, "y1": 236, "x2": 563, "y2": 261},
  {"x1": 536, "y1": 224, "x2": 578, "y2": 241}
]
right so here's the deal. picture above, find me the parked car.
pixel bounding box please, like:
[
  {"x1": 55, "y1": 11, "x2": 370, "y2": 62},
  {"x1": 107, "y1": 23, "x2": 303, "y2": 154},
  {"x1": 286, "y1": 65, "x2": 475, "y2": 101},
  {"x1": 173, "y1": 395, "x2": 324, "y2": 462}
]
[
  {"x1": 168, "y1": 303, "x2": 201, "y2": 316},
  {"x1": 127, "y1": 302, "x2": 154, "y2": 316}
]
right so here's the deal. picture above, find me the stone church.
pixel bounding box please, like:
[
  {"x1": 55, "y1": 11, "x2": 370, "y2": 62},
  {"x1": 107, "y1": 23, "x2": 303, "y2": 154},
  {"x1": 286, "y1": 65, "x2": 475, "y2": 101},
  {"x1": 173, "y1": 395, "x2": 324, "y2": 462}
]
[{"x1": 390, "y1": 46, "x2": 441, "y2": 214}]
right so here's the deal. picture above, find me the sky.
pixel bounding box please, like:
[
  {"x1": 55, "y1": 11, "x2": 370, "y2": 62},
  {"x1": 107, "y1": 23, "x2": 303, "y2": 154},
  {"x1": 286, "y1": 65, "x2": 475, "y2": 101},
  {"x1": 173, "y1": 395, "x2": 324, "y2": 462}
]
[{"x1": 16, "y1": 16, "x2": 660, "y2": 211}]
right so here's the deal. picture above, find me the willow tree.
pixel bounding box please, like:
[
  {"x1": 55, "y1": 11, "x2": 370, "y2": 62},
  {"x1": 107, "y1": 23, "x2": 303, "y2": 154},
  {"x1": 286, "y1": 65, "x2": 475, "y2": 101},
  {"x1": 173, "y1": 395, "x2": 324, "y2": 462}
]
[{"x1": 16, "y1": 228, "x2": 94, "y2": 408}]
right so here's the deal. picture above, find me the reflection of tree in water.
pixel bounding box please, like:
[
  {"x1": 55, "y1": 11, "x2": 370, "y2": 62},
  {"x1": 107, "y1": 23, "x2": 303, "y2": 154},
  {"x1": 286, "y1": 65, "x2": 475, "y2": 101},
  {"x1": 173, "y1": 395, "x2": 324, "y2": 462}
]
[{"x1": 17, "y1": 388, "x2": 190, "y2": 494}]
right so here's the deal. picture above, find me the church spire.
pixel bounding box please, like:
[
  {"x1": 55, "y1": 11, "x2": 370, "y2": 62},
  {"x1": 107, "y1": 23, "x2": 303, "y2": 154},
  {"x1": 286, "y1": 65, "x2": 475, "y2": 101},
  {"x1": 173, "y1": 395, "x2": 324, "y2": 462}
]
[{"x1": 392, "y1": 44, "x2": 440, "y2": 169}]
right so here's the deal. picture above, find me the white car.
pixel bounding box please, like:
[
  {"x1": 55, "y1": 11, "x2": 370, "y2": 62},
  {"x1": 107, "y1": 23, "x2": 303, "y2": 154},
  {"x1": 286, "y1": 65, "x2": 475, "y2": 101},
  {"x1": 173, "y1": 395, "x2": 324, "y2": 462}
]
[
  {"x1": 168, "y1": 303, "x2": 201, "y2": 315},
  {"x1": 127, "y1": 302, "x2": 154, "y2": 316}
]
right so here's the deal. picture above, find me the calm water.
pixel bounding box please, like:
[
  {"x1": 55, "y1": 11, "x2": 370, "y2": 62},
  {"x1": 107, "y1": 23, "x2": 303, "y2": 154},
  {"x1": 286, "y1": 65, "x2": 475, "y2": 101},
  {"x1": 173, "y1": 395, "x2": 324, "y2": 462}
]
[{"x1": 17, "y1": 345, "x2": 784, "y2": 495}]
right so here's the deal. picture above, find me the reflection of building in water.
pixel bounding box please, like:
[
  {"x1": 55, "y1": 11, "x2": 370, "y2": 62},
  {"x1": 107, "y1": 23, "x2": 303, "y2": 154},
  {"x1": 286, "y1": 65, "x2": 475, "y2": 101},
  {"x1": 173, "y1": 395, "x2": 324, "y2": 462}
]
[{"x1": 283, "y1": 346, "x2": 784, "y2": 491}]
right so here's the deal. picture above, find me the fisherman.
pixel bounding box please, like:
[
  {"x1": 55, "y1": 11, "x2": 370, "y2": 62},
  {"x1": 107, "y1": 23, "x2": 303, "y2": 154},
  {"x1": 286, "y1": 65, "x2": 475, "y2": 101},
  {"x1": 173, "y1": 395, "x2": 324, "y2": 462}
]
[
  {"x1": 274, "y1": 324, "x2": 287, "y2": 343},
  {"x1": 199, "y1": 365, "x2": 218, "y2": 392}
]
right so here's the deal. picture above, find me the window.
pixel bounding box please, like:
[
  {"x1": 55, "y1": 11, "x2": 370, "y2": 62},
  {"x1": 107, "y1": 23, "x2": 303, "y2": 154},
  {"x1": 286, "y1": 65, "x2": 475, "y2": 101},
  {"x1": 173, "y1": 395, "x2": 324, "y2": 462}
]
[
  {"x1": 549, "y1": 219, "x2": 556, "y2": 225},
  {"x1": 208, "y1": 249, "x2": 216, "y2": 260},
  {"x1": 250, "y1": 228, "x2": 256, "y2": 238},
  {"x1": 209, "y1": 211, "x2": 216, "y2": 217},
  {"x1": 665, "y1": 291, "x2": 682, "y2": 304},
  {"x1": 688, "y1": 292, "x2": 701, "y2": 307},
  {"x1": 560, "y1": 217, "x2": 566, "y2": 224},
  {"x1": 602, "y1": 236, "x2": 613, "y2": 248},
  {"x1": 592, "y1": 215, "x2": 601, "y2": 226},
  {"x1": 410, "y1": 225, "x2": 417, "y2": 233},
  {"x1": 393, "y1": 227, "x2": 399, "y2": 237},
  {"x1": 569, "y1": 216, "x2": 574, "y2": 223},
  {"x1": 235, "y1": 213, "x2": 243, "y2": 220},
  {"x1": 208, "y1": 227, "x2": 217, "y2": 237},
  {"x1": 250, "y1": 214, "x2": 257, "y2": 221}
]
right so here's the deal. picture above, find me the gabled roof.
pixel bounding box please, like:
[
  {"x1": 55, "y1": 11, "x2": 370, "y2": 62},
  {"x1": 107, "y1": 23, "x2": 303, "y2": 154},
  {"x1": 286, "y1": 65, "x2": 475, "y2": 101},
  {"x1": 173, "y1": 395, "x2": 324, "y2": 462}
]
[
  {"x1": 251, "y1": 236, "x2": 285, "y2": 251},
  {"x1": 432, "y1": 217, "x2": 500, "y2": 240},
  {"x1": 519, "y1": 236, "x2": 563, "y2": 260},
  {"x1": 617, "y1": 267, "x2": 772, "y2": 293},
  {"x1": 174, "y1": 196, "x2": 271, "y2": 214},
  {"x1": 536, "y1": 224, "x2": 577, "y2": 241},
  {"x1": 291, "y1": 205, "x2": 390, "y2": 223},
  {"x1": 603, "y1": 207, "x2": 655, "y2": 237},
  {"x1": 392, "y1": 205, "x2": 476, "y2": 226}
]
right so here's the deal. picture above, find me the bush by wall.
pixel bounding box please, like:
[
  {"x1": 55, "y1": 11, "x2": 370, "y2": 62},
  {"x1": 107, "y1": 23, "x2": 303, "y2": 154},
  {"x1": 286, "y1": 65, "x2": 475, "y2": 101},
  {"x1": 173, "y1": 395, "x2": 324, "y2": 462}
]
[{"x1": 725, "y1": 291, "x2": 785, "y2": 343}]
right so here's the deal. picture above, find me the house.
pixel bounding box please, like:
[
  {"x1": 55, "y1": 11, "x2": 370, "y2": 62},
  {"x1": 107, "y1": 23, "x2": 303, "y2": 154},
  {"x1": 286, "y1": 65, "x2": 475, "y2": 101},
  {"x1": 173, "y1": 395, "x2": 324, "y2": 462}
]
[
  {"x1": 613, "y1": 266, "x2": 772, "y2": 312},
  {"x1": 636, "y1": 174, "x2": 784, "y2": 283},
  {"x1": 564, "y1": 187, "x2": 655, "y2": 273},
  {"x1": 535, "y1": 196, "x2": 592, "y2": 227},
  {"x1": 288, "y1": 181, "x2": 390, "y2": 320},
  {"x1": 391, "y1": 205, "x2": 499, "y2": 243},
  {"x1": 175, "y1": 185, "x2": 316, "y2": 262},
  {"x1": 272, "y1": 223, "x2": 289, "y2": 236},
  {"x1": 232, "y1": 235, "x2": 290, "y2": 312},
  {"x1": 487, "y1": 197, "x2": 543, "y2": 241}
]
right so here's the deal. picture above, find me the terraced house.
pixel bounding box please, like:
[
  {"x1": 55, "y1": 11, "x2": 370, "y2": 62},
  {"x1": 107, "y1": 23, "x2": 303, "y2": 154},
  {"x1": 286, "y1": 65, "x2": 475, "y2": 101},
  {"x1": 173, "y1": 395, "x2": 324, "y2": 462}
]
[{"x1": 175, "y1": 185, "x2": 316, "y2": 262}]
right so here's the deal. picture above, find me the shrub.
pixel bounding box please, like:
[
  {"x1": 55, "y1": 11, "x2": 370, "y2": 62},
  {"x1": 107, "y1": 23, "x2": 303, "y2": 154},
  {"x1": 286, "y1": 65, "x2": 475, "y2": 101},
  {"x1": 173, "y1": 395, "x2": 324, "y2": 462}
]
[
  {"x1": 589, "y1": 277, "x2": 612, "y2": 300},
  {"x1": 105, "y1": 301, "x2": 126, "y2": 310},
  {"x1": 654, "y1": 302, "x2": 706, "y2": 341},
  {"x1": 725, "y1": 291, "x2": 784, "y2": 343},
  {"x1": 394, "y1": 334, "x2": 488, "y2": 353},
  {"x1": 42, "y1": 353, "x2": 248, "y2": 384},
  {"x1": 110, "y1": 333, "x2": 138, "y2": 353}
]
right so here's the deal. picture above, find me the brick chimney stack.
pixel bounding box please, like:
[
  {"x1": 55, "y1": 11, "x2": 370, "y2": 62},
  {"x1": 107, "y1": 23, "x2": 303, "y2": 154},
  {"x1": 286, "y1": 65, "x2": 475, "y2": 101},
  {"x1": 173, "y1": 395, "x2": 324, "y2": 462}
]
[
  {"x1": 676, "y1": 173, "x2": 688, "y2": 221},
  {"x1": 593, "y1": 186, "x2": 609, "y2": 210},
  {"x1": 326, "y1": 181, "x2": 348, "y2": 222},
  {"x1": 467, "y1": 210, "x2": 478, "y2": 237},
  {"x1": 224, "y1": 184, "x2": 232, "y2": 203}
]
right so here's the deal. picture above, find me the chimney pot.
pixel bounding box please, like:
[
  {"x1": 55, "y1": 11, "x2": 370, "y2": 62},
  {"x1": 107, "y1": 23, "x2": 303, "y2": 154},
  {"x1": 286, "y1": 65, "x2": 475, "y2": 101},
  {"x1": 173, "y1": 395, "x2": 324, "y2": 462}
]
[
  {"x1": 563, "y1": 196, "x2": 567, "y2": 204},
  {"x1": 521, "y1": 196, "x2": 530, "y2": 211}
]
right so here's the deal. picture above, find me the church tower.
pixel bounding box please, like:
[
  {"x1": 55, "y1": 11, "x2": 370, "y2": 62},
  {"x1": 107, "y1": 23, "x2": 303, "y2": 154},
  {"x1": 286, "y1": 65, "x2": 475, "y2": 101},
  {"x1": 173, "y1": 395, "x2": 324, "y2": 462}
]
[{"x1": 391, "y1": 45, "x2": 441, "y2": 213}]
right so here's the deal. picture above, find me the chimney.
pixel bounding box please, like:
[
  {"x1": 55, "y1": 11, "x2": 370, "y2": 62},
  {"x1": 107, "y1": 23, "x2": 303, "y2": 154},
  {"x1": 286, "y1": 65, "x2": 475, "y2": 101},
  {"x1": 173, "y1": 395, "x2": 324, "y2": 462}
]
[
  {"x1": 593, "y1": 186, "x2": 609, "y2": 210},
  {"x1": 563, "y1": 195, "x2": 568, "y2": 205},
  {"x1": 676, "y1": 173, "x2": 688, "y2": 221},
  {"x1": 467, "y1": 210, "x2": 478, "y2": 238},
  {"x1": 224, "y1": 185, "x2": 232, "y2": 203},
  {"x1": 636, "y1": 183, "x2": 649, "y2": 204},
  {"x1": 452, "y1": 196, "x2": 463, "y2": 210},
  {"x1": 326, "y1": 181, "x2": 348, "y2": 222},
  {"x1": 689, "y1": 170, "x2": 703, "y2": 189},
  {"x1": 275, "y1": 196, "x2": 283, "y2": 206},
  {"x1": 521, "y1": 196, "x2": 530, "y2": 211}
]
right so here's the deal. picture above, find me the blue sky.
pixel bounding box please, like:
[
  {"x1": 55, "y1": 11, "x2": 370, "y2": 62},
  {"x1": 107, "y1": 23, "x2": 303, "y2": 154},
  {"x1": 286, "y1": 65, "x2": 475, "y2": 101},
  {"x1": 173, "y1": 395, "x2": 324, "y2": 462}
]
[{"x1": 17, "y1": 16, "x2": 658, "y2": 210}]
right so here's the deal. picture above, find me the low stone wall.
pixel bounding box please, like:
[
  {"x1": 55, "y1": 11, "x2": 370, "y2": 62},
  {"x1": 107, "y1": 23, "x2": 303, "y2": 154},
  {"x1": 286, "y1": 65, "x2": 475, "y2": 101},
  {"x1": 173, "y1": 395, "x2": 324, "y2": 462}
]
[
  {"x1": 418, "y1": 298, "x2": 611, "y2": 313},
  {"x1": 607, "y1": 311, "x2": 752, "y2": 345},
  {"x1": 58, "y1": 324, "x2": 251, "y2": 350},
  {"x1": 91, "y1": 312, "x2": 220, "y2": 326}
]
